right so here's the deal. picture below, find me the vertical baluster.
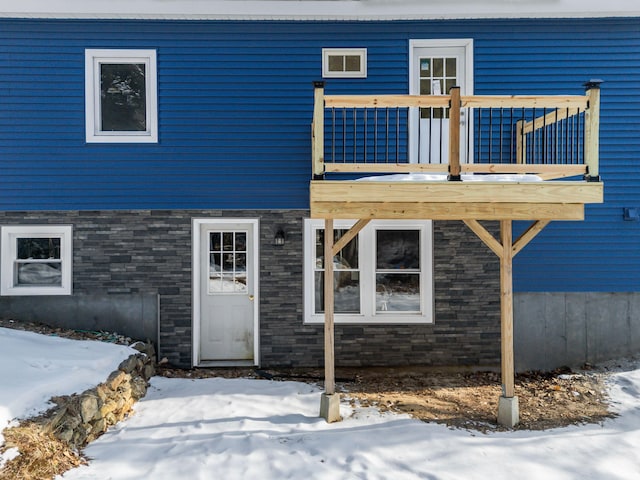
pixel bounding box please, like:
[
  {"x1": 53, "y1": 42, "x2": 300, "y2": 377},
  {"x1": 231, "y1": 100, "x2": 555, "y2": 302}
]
[
  {"x1": 331, "y1": 108, "x2": 336, "y2": 163},
  {"x1": 542, "y1": 108, "x2": 547, "y2": 164},
  {"x1": 498, "y1": 108, "x2": 504, "y2": 163},
  {"x1": 467, "y1": 107, "x2": 472, "y2": 165},
  {"x1": 342, "y1": 107, "x2": 346, "y2": 163},
  {"x1": 374, "y1": 108, "x2": 378, "y2": 164},
  {"x1": 531, "y1": 108, "x2": 537, "y2": 164},
  {"x1": 417, "y1": 107, "x2": 422, "y2": 164},
  {"x1": 509, "y1": 108, "x2": 514, "y2": 164},
  {"x1": 396, "y1": 107, "x2": 400, "y2": 163},
  {"x1": 489, "y1": 107, "x2": 493, "y2": 163},
  {"x1": 353, "y1": 107, "x2": 357, "y2": 163},
  {"x1": 385, "y1": 108, "x2": 390, "y2": 163},
  {"x1": 364, "y1": 107, "x2": 367, "y2": 163}
]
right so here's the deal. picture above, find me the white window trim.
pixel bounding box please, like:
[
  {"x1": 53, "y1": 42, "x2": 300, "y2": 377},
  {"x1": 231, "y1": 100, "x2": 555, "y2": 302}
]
[
  {"x1": 85, "y1": 49, "x2": 158, "y2": 143},
  {"x1": 1, "y1": 225, "x2": 73, "y2": 296},
  {"x1": 322, "y1": 48, "x2": 367, "y2": 78},
  {"x1": 304, "y1": 219, "x2": 433, "y2": 324}
]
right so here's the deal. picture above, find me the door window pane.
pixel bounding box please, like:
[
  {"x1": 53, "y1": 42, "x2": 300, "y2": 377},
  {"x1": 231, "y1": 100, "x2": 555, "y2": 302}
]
[{"x1": 208, "y1": 231, "x2": 248, "y2": 294}]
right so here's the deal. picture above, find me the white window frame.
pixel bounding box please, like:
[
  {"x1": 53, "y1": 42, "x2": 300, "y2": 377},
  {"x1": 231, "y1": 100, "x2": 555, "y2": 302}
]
[
  {"x1": 85, "y1": 49, "x2": 158, "y2": 143},
  {"x1": 1, "y1": 225, "x2": 73, "y2": 296},
  {"x1": 322, "y1": 48, "x2": 367, "y2": 78},
  {"x1": 304, "y1": 219, "x2": 433, "y2": 324}
]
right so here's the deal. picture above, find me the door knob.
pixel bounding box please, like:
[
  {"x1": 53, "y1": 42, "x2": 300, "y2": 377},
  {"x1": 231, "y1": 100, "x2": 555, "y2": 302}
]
[{"x1": 249, "y1": 295, "x2": 254, "y2": 301}]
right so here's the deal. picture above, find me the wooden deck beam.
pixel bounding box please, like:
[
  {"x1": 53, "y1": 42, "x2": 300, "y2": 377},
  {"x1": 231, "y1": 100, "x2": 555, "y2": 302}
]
[
  {"x1": 310, "y1": 181, "x2": 603, "y2": 205},
  {"x1": 311, "y1": 202, "x2": 585, "y2": 221}
]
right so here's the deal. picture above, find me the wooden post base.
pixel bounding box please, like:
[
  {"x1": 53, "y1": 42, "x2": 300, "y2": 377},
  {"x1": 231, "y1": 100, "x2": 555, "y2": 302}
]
[
  {"x1": 497, "y1": 395, "x2": 519, "y2": 428},
  {"x1": 319, "y1": 392, "x2": 341, "y2": 423}
]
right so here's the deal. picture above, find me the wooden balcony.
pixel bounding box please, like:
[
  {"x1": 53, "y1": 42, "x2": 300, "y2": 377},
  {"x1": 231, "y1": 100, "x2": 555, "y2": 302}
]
[
  {"x1": 310, "y1": 82, "x2": 604, "y2": 221},
  {"x1": 310, "y1": 82, "x2": 605, "y2": 426}
]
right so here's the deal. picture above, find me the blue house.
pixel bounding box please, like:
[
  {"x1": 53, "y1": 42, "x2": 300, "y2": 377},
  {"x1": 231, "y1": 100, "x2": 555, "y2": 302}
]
[{"x1": 0, "y1": 1, "x2": 638, "y2": 383}]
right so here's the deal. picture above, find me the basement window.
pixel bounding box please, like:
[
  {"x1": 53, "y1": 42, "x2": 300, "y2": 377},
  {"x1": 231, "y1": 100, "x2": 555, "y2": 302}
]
[
  {"x1": 304, "y1": 219, "x2": 433, "y2": 324},
  {"x1": 85, "y1": 49, "x2": 158, "y2": 143},
  {"x1": 322, "y1": 48, "x2": 367, "y2": 78},
  {"x1": 1, "y1": 226, "x2": 73, "y2": 296}
]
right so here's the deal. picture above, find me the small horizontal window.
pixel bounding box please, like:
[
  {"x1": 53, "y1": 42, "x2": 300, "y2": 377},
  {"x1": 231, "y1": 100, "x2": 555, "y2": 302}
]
[
  {"x1": 1, "y1": 226, "x2": 73, "y2": 296},
  {"x1": 322, "y1": 48, "x2": 367, "y2": 78}
]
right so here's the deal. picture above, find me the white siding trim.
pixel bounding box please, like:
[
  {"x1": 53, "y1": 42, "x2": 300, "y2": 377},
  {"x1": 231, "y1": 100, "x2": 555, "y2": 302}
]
[{"x1": 1, "y1": 0, "x2": 639, "y2": 20}]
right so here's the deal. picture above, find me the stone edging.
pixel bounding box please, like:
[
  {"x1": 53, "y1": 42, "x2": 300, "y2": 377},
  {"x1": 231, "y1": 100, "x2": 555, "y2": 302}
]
[{"x1": 42, "y1": 342, "x2": 156, "y2": 448}]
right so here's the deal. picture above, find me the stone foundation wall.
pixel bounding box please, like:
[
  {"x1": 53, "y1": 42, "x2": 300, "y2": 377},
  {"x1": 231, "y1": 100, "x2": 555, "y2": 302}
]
[{"x1": 42, "y1": 342, "x2": 156, "y2": 448}]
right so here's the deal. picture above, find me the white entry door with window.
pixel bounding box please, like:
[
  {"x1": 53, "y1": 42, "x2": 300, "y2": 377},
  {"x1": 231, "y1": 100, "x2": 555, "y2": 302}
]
[
  {"x1": 409, "y1": 39, "x2": 474, "y2": 165},
  {"x1": 193, "y1": 219, "x2": 259, "y2": 366}
]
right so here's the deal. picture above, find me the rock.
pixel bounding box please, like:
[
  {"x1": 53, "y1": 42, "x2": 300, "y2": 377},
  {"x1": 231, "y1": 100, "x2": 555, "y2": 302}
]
[
  {"x1": 118, "y1": 355, "x2": 139, "y2": 374},
  {"x1": 107, "y1": 370, "x2": 127, "y2": 390},
  {"x1": 79, "y1": 394, "x2": 99, "y2": 424}
]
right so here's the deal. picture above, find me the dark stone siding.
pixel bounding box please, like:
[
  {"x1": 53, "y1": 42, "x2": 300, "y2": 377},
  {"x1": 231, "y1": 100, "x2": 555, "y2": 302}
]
[{"x1": 0, "y1": 211, "x2": 501, "y2": 369}]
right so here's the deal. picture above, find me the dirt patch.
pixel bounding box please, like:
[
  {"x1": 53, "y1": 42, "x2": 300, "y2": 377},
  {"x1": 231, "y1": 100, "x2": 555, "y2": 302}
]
[{"x1": 158, "y1": 364, "x2": 615, "y2": 432}]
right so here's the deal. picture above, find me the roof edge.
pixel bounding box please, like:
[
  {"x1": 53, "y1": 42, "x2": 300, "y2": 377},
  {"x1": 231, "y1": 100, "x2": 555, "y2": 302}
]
[{"x1": 0, "y1": 0, "x2": 639, "y2": 21}]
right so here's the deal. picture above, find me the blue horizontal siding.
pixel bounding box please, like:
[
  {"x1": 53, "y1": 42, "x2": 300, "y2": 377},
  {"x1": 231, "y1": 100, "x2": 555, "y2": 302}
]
[{"x1": 1, "y1": 17, "x2": 640, "y2": 292}]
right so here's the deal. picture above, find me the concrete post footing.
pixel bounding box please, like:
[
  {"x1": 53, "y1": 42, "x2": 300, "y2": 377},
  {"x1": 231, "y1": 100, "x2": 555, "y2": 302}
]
[
  {"x1": 497, "y1": 395, "x2": 519, "y2": 428},
  {"x1": 319, "y1": 392, "x2": 341, "y2": 423}
]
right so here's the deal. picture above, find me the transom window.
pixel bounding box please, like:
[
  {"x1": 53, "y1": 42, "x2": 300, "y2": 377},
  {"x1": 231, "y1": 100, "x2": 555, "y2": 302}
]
[
  {"x1": 322, "y1": 48, "x2": 367, "y2": 78},
  {"x1": 304, "y1": 220, "x2": 433, "y2": 324},
  {"x1": 1, "y1": 226, "x2": 73, "y2": 296},
  {"x1": 85, "y1": 49, "x2": 158, "y2": 143},
  {"x1": 208, "y1": 231, "x2": 248, "y2": 294}
]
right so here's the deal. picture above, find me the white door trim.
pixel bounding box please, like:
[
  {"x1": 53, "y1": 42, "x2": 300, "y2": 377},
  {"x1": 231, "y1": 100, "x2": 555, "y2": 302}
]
[
  {"x1": 409, "y1": 39, "x2": 474, "y2": 95},
  {"x1": 192, "y1": 218, "x2": 260, "y2": 367},
  {"x1": 409, "y1": 39, "x2": 474, "y2": 164}
]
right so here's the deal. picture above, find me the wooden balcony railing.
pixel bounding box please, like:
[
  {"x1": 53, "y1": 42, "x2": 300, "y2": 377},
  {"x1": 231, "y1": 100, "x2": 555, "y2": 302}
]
[{"x1": 311, "y1": 81, "x2": 601, "y2": 181}]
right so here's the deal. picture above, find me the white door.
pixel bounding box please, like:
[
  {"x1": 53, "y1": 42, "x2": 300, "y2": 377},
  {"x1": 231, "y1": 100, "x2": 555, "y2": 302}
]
[
  {"x1": 198, "y1": 221, "x2": 257, "y2": 363},
  {"x1": 410, "y1": 40, "x2": 473, "y2": 165}
]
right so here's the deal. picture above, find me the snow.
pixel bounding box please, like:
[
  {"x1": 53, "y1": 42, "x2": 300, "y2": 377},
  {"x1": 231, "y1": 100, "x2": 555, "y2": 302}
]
[
  {"x1": 356, "y1": 172, "x2": 543, "y2": 182},
  {"x1": 0, "y1": 327, "x2": 136, "y2": 469},
  {"x1": 1, "y1": 326, "x2": 640, "y2": 479}
]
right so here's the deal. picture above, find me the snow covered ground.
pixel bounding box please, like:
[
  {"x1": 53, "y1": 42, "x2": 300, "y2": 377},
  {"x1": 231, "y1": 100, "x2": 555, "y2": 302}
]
[
  {"x1": 0, "y1": 327, "x2": 136, "y2": 469},
  {"x1": 1, "y1": 327, "x2": 640, "y2": 479}
]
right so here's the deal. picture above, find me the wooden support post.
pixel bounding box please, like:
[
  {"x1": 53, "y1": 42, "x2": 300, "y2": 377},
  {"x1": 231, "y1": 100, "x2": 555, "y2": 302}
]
[
  {"x1": 500, "y1": 220, "x2": 515, "y2": 399},
  {"x1": 312, "y1": 81, "x2": 325, "y2": 179},
  {"x1": 497, "y1": 219, "x2": 519, "y2": 427},
  {"x1": 320, "y1": 218, "x2": 340, "y2": 422},
  {"x1": 448, "y1": 86, "x2": 461, "y2": 180},
  {"x1": 584, "y1": 80, "x2": 602, "y2": 181}
]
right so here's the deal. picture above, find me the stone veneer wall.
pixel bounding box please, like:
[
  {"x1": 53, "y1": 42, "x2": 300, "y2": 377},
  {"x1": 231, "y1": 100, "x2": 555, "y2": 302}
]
[{"x1": 0, "y1": 211, "x2": 501, "y2": 369}]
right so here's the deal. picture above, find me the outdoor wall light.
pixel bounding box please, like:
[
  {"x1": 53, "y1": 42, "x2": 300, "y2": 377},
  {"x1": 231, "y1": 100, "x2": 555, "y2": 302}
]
[{"x1": 273, "y1": 228, "x2": 286, "y2": 246}]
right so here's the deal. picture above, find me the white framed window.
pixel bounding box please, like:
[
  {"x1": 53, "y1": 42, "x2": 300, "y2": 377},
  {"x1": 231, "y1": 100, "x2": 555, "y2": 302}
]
[
  {"x1": 304, "y1": 219, "x2": 433, "y2": 324},
  {"x1": 85, "y1": 49, "x2": 158, "y2": 143},
  {"x1": 1, "y1": 226, "x2": 73, "y2": 296},
  {"x1": 322, "y1": 48, "x2": 367, "y2": 78}
]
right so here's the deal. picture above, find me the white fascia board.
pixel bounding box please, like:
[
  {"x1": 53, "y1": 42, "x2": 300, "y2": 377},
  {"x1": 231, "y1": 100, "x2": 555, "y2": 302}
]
[{"x1": 1, "y1": 0, "x2": 640, "y2": 20}]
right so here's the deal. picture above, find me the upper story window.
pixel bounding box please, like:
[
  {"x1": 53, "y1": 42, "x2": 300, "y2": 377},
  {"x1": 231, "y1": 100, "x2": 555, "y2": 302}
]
[
  {"x1": 304, "y1": 219, "x2": 433, "y2": 324},
  {"x1": 85, "y1": 49, "x2": 158, "y2": 143},
  {"x1": 322, "y1": 48, "x2": 367, "y2": 78},
  {"x1": 1, "y1": 226, "x2": 73, "y2": 296}
]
